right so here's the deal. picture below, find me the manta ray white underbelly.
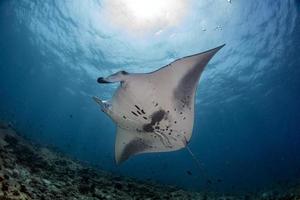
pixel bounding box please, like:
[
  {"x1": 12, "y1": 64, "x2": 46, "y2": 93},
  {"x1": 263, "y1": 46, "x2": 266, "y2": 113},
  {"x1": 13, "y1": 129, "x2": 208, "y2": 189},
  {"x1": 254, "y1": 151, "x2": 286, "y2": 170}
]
[{"x1": 93, "y1": 44, "x2": 224, "y2": 164}]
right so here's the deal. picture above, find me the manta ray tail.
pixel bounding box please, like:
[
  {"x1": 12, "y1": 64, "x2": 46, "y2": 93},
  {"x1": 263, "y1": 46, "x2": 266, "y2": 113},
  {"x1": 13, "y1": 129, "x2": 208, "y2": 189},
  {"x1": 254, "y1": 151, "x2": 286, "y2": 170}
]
[
  {"x1": 186, "y1": 145, "x2": 211, "y2": 182},
  {"x1": 186, "y1": 145, "x2": 203, "y2": 170}
]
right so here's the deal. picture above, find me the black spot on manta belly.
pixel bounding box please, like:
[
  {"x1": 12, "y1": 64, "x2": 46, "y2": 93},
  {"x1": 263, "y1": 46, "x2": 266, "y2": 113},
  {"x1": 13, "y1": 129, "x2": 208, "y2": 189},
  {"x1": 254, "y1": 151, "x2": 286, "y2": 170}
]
[
  {"x1": 152, "y1": 110, "x2": 165, "y2": 123},
  {"x1": 142, "y1": 109, "x2": 166, "y2": 132},
  {"x1": 143, "y1": 124, "x2": 154, "y2": 132}
]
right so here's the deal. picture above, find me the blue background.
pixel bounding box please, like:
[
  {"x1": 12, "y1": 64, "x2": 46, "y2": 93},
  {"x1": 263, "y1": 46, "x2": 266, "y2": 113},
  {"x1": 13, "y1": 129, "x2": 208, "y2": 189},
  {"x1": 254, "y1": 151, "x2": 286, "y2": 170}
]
[{"x1": 0, "y1": 0, "x2": 300, "y2": 192}]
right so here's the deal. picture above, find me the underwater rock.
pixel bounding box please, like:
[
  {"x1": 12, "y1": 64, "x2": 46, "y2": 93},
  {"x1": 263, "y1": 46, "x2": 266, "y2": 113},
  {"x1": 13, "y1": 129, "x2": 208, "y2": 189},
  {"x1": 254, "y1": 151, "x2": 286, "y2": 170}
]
[
  {"x1": 0, "y1": 121, "x2": 299, "y2": 200},
  {"x1": 114, "y1": 182, "x2": 123, "y2": 190}
]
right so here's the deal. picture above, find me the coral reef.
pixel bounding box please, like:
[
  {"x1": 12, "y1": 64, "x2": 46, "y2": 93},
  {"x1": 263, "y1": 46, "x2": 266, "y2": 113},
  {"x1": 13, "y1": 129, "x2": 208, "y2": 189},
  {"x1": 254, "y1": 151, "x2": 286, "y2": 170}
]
[
  {"x1": 0, "y1": 122, "x2": 299, "y2": 200},
  {"x1": 0, "y1": 122, "x2": 204, "y2": 200}
]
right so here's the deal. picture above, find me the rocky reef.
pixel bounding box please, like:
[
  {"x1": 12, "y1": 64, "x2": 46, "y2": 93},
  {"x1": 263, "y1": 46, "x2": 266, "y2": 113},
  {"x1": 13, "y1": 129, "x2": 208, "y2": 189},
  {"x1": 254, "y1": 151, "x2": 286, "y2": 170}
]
[{"x1": 0, "y1": 122, "x2": 299, "y2": 200}]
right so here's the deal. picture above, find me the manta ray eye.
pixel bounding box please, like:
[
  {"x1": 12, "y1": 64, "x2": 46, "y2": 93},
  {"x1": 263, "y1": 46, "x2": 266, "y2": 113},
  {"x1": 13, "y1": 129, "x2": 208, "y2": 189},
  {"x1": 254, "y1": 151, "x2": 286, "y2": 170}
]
[{"x1": 120, "y1": 71, "x2": 129, "y2": 75}]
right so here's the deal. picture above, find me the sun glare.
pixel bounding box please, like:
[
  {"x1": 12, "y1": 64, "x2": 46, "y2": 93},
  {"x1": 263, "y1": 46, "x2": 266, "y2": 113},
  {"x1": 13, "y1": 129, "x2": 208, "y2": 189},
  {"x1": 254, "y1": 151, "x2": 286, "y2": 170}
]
[
  {"x1": 102, "y1": 0, "x2": 189, "y2": 35},
  {"x1": 126, "y1": 0, "x2": 171, "y2": 20}
]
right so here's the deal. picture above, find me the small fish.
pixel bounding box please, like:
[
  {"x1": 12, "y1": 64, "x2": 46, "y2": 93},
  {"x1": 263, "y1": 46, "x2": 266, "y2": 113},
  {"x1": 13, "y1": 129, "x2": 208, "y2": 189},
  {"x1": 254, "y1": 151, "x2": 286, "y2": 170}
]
[{"x1": 186, "y1": 170, "x2": 192, "y2": 175}]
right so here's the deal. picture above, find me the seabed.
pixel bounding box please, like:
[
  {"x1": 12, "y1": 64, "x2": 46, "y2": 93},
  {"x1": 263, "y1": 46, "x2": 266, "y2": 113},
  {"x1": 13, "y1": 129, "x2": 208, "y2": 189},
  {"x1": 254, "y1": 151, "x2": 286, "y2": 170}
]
[{"x1": 0, "y1": 121, "x2": 299, "y2": 200}]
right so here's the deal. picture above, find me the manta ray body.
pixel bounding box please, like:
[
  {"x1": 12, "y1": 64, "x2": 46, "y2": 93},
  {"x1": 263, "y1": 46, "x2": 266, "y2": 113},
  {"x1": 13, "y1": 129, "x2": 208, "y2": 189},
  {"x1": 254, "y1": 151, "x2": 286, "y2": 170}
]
[{"x1": 93, "y1": 44, "x2": 224, "y2": 164}]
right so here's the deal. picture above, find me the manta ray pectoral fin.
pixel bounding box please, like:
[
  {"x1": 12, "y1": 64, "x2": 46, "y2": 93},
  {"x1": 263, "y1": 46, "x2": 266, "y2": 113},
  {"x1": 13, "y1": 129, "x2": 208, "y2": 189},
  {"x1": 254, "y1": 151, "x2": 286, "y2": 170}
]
[
  {"x1": 179, "y1": 44, "x2": 225, "y2": 73},
  {"x1": 115, "y1": 127, "x2": 151, "y2": 164},
  {"x1": 97, "y1": 70, "x2": 129, "y2": 84},
  {"x1": 170, "y1": 44, "x2": 225, "y2": 108}
]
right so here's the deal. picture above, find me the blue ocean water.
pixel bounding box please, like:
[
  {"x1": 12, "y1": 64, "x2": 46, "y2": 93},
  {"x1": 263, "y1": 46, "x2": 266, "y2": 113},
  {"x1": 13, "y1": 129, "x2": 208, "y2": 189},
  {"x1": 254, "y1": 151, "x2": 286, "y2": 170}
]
[{"x1": 0, "y1": 0, "x2": 299, "y2": 192}]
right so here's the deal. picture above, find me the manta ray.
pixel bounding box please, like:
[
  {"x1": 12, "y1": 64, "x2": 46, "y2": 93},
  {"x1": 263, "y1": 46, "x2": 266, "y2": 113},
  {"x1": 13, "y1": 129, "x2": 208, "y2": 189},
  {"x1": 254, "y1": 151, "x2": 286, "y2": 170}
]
[{"x1": 93, "y1": 44, "x2": 224, "y2": 164}]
